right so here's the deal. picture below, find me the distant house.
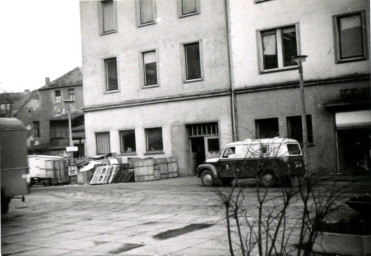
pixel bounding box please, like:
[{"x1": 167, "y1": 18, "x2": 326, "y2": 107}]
[
  {"x1": 14, "y1": 67, "x2": 85, "y2": 158},
  {"x1": 0, "y1": 90, "x2": 30, "y2": 117}
]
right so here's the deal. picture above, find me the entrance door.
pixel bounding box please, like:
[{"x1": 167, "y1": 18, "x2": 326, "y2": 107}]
[{"x1": 190, "y1": 137, "x2": 205, "y2": 174}]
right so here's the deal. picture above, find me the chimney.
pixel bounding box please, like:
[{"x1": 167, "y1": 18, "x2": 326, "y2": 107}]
[{"x1": 45, "y1": 77, "x2": 50, "y2": 85}]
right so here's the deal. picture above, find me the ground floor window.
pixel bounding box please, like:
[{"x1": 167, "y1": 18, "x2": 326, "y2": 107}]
[
  {"x1": 145, "y1": 127, "x2": 163, "y2": 152},
  {"x1": 120, "y1": 130, "x2": 136, "y2": 153},
  {"x1": 96, "y1": 132, "x2": 110, "y2": 154},
  {"x1": 255, "y1": 118, "x2": 279, "y2": 138},
  {"x1": 287, "y1": 115, "x2": 313, "y2": 143}
]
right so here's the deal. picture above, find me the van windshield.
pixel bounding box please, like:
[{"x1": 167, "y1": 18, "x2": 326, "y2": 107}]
[{"x1": 287, "y1": 143, "x2": 301, "y2": 155}]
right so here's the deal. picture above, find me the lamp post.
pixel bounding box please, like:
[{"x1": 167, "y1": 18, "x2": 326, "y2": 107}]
[
  {"x1": 293, "y1": 55, "x2": 309, "y2": 171},
  {"x1": 64, "y1": 99, "x2": 75, "y2": 165}
]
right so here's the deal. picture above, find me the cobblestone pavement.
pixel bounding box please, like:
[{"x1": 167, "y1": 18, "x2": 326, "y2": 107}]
[{"x1": 1, "y1": 176, "x2": 370, "y2": 256}]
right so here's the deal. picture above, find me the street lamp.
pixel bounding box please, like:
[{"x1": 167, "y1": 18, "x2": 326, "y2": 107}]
[
  {"x1": 292, "y1": 55, "x2": 309, "y2": 171},
  {"x1": 64, "y1": 99, "x2": 75, "y2": 165}
]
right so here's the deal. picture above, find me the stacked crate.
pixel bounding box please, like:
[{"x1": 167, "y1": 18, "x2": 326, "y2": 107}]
[{"x1": 131, "y1": 157, "x2": 178, "y2": 182}]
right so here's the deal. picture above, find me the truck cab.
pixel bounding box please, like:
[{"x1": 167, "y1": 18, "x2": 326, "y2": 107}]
[{"x1": 197, "y1": 138, "x2": 305, "y2": 187}]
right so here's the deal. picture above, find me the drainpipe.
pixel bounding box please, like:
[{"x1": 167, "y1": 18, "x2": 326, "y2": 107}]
[{"x1": 224, "y1": 0, "x2": 238, "y2": 142}]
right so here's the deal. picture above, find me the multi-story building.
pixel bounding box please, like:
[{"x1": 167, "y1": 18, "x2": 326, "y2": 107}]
[
  {"x1": 14, "y1": 67, "x2": 85, "y2": 158},
  {"x1": 228, "y1": 0, "x2": 370, "y2": 172},
  {"x1": 80, "y1": 0, "x2": 233, "y2": 175},
  {"x1": 80, "y1": 0, "x2": 370, "y2": 175}
]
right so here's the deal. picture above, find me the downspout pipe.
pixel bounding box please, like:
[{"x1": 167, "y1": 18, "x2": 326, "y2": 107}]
[{"x1": 224, "y1": 0, "x2": 238, "y2": 142}]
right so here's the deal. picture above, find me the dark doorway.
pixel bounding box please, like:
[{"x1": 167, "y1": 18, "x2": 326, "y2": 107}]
[
  {"x1": 190, "y1": 137, "x2": 205, "y2": 175},
  {"x1": 338, "y1": 128, "x2": 370, "y2": 173}
]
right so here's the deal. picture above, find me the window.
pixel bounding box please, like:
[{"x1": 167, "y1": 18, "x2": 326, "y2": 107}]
[
  {"x1": 207, "y1": 138, "x2": 220, "y2": 152},
  {"x1": 100, "y1": 0, "x2": 116, "y2": 34},
  {"x1": 179, "y1": 0, "x2": 199, "y2": 17},
  {"x1": 120, "y1": 130, "x2": 136, "y2": 153},
  {"x1": 259, "y1": 25, "x2": 298, "y2": 71},
  {"x1": 333, "y1": 11, "x2": 367, "y2": 63},
  {"x1": 287, "y1": 115, "x2": 313, "y2": 143},
  {"x1": 104, "y1": 58, "x2": 118, "y2": 91},
  {"x1": 96, "y1": 132, "x2": 110, "y2": 154},
  {"x1": 142, "y1": 51, "x2": 158, "y2": 86},
  {"x1": 138, "y1": 0, "x2": 155, "y2": 26},
  {"x1": 33, "y1": 121, "x2": 40, "y2": 137},
  {"x1": 68, "y1": 89, "x2": 75, "y2": 101},
  {"x1": 222, "y1": 147, "x2": 235, "y2": 158},
  {"x1": 145, "y1": 127, "x2": 163, "y2": 152},
  {"x1": 255, "y1": 118, "x2": 279, "y2": 138},
  {"x1": 184, "y1": 42, "x2": 202, "y2": 81},
  {"x1": 55, "y1": 90, "x2": 61, "y2": 103}
]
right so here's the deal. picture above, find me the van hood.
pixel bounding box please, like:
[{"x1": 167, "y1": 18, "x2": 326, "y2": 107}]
[{"x1": 205, "y1": 158, "x2": 219, "y2": 163}]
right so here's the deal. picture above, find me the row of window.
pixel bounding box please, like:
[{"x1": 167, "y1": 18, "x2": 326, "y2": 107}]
[
  {"x1": 104, "y1": 41, "x2": 201, "y2": 91},
  {"x1": 95, "y1": 127, "x2": 163, "y2": 155},
  {"x1": 255, "y1": 115, "x2": 313, "y2": 144},
  {"x1": 100, "y1": 0, "x2": 199, "y2": 35},
  {"x1": 102, "y1": 9, "x2": 367, "y2": 92},
  {"x1": 54, "y1": 89, "x2": 75, "y2": 103}
]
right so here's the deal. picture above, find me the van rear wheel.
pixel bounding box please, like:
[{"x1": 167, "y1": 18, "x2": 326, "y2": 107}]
[
  {"x1": 200, "y1": 170, "x2": 216, "y2": 186},
  {"x1": 259, "y1": 171, "x2": 276, "y2": 188}
]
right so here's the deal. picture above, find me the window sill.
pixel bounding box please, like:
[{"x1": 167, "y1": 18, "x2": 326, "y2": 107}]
[
  {"x1": 259, "y1": 66, "x2": 297, "y2": 74},
  {"x1": 138, "y1": 22, "x2": 156, "y2": 28},
  {"x1": 179, "y1": 12, "x2": 199, "y2": 18},
  {"x1": 336, "y1": 56, "x2": 368, "y2": 64},
  {"x1": 100, "y1": 30, "x2": 117, "y2": 36},
  {"x1": 119, "y1": 152, "x2": 137, "y2": 156},
  {"x1": 142, "y1": 84, "x2": 159, "y2": 89},
  {"x1": 144, "y1": 151, "x2": 165, "y2": 155},
  {"x1": 105, "y1": 89, "x2": 120, "y2": 94},
  {"x1": 184, "y1": 78, "x2": 203, "y2": 83}
]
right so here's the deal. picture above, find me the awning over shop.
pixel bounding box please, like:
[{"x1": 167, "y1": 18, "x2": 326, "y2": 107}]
[{"x1": 335, "y1": 110, "x2": 371, "y2": 130}]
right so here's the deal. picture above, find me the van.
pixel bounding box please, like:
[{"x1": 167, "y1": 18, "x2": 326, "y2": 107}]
[
  {"x1": 197, "y1": 137, "x2": 305, "y2": 187},
  {"x1": 1, "y1": 118, "x2": 30, "y2": 214}
]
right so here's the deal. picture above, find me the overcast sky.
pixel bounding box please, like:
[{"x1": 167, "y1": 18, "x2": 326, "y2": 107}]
[{"x1": 0, "y1": 0, "x2": 82, "y2": 93}]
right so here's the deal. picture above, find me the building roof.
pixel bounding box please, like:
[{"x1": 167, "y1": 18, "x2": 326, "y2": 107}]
[
  {"x1": 48, "y1": 110, "x2": 84, "y2": 121},
  {"x1": 39, "y1": 67, "x2": 82, "y2": 90}
]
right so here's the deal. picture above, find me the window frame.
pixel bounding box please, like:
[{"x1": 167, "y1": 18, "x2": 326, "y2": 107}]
[
  {"x1": 55, "y1": 90, "x2": 62, "y2": 103},
  {"x1": 99, "y1": 0, "x2": 117, "y2": 35},
  {"x1": 178, "y1": 0, "x2": 200, "y2": 18},
  {"x1": 255, "y1": 118, "x2": 279, "y2": 139},
  {"x1": 286, "y1": 115, "x2": 314, "y2": 144},
  {"x1": 119, "y1": 129, "x2": 137, "y2": 155},
  {"x1": 333, "y1": 10, "x2": 368, "y2": 63},
  {"x1": 33, "y1": 121, "x2": 40, "y2": 138},
  {"x1": 257, "y1": 23, "x2": 301, "y2": 73},
  {"x1": 136, "y1": 0, "x2": 156, "y2": 27},
  {"x1": 144, "y1": 127, "x2": 164, "y2": 153},
  {"x1": 141, "y1": 49, "x2": 159, "y2": 88},
  {"x1": 103, "y1": 57, "x2": 119, "y2": 93},
  {"x1": 68, "y1": 88, "x2": 75, "y2": 101},
  {"x1": 95, "y1": 132, "x2": 111, "y2": 155},
  {"x1": 182, "y1": 40, "x2": 204, "y2": 83}
]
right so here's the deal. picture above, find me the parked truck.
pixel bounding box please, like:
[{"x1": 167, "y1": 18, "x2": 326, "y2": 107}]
[{"x1": 1, "y1": 118, "x2": 31, "y2": 214}]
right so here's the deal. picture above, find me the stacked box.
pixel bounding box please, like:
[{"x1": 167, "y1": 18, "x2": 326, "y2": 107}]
[
  {"x1": 167, "y1": 157, "x2": 179, "y2": 178},
  {"x1": 134, "y1": 158, "x2": 155, "y2": 182}
]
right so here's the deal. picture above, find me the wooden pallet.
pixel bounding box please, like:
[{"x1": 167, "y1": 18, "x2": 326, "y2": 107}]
[{"x1": 90, "y1": 166, "x2": 113, "y2": 185}]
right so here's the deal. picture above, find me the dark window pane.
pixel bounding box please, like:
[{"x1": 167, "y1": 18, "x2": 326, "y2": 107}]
[
  {"x1": 262, "y1": 31, "x2": 278, "y2": 69},
  {"x1": 140, "y1": 0, "x2": 154, "y2": 24},
  {"x1": 120, "y1": 130, "x2": 136, "y2": 153},
  {"x1": 105, "y1": 58, "x2": 118, "y2": 91},
  {"x1": 208, "y1": 138, "x2": 219, "y2": 152},
  {"x1": 146, "y1": 128, "x2": 163, "y2": 151},
  {"x1": 33, "y1": 121, "x2": 40, "y2": 137},
  {"x1": 182, "y1": 0, "x2": 197, "y2": 15},
  {"x1": 287, "y1": 115, "x2": 313, "y2": 143},
  {"x1": 143, "y1": 51, "x2": 157, "y2": 86},
  {"x1": 282, "y1": 26, "x2": 297, "y2": 66},
  {"x1": 287, "y1": 144, "x2": 301, "y2": 155},
  {"x1": 256, "y1": 118, "x2": 279, "y2": 138},
  {"x1": 339, "y1": 14, "x2": 364, "y2": 59},
  {"x1": 185, "y1": 43, "x2": 201, "y2": 80},
  {"x1": 102, "y1": 0, "x2": 115, "y2": 32}
]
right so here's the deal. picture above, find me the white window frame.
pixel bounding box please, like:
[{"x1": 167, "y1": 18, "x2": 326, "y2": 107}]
[
  {"x1": 95, "y1": 132, "x2": 111, "y2": 154},
  {"x1": 181, "y1": 40, "x2": 204, "y2": 83},
  {"x1": 145, "y1": 127, "x2": 164, "y2": 153},
  {"x1": 99, "y1": 0, "x2": 117, "y2": 35},
  {"x1": 55, "y1": 90, "x2": 62, "y2": 103},
  {"x1": 257, "y1": 23, "x2": 301, "y2": 73},
  {"x1": 68, "y1": 88, "x2": 75, "y2": 101},
  {"x1": 141, "y1": 49, "x2": 159, "y2": 88},
  {"x1": 178, "y1": 0, "x2": 200, "y2": 18},
  {"x1": 119, "y1": 129, "x2": 137, "y2": 154},
  {"x1": 333, "y1": 10, "x2": 368, "y2": 63},
  {"x1": 103, "y1": 57, "x2": 119, "y2": 93},
  {"x1": 136, "y1": 0, "x2": 156, "y2": 27}
]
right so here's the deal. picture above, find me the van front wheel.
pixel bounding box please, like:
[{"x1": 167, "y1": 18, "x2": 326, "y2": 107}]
[
  {"x1": 259, "y1": 171, "x2": 276, "y2": 188},
  {"x1": 200, "y1": 170, "x2": 216, "y2": 186}
]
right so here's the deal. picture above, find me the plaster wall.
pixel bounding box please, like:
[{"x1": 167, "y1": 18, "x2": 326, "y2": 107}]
[
  {"x1": 229, "y1": 0, "x2": 370, "y2": 88},
  {"x1": 80, "y1": 0, "x2": 230, "y2": 107},
  {"x1": 84, "y1": 96, "x2": 233, "y2": 175}
]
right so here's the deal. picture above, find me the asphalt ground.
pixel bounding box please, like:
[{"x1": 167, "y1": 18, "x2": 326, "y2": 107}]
[{"x1": 1, "y1": 175, "x2": 370, "y2": 256}]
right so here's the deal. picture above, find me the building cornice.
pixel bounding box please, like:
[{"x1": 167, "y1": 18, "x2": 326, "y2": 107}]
[
  {"x1": 83, "y1": 88, "x2": 231, "y2": 112},
  {"x1": 39, "y1": 84, "x2": 83, "y2": 91},
  {"x1": 234, "y1": 73, "x2": 370, "y2": 94}
]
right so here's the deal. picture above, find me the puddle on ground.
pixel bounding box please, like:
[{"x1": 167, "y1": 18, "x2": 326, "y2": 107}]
[
  {"x1": 153, "y1": 223, "x2": 213, "y2": 240},
  {"x1": 109, "y1": 243, "x2": 144, "y2": 254}
]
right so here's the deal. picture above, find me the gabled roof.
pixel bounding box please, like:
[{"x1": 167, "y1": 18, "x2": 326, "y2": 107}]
[{"x1": 39, "y1": 67, "x2": 82, "y2": 90}]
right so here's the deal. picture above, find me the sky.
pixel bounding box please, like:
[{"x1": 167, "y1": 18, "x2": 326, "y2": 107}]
[{"x1": 0, "y1": 0, "x2": 82, "y2": 93}]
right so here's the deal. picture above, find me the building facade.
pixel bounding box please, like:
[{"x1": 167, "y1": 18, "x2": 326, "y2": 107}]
[
  {"x1": 14, "y1": 67, "x2": 85, "y2": 158},
  {"x1": 228, "y1": 0, "x2": 370, "y2": 173},
  {"x1": 80, "y1": 0, "x2": 370, "y2": 175}
]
